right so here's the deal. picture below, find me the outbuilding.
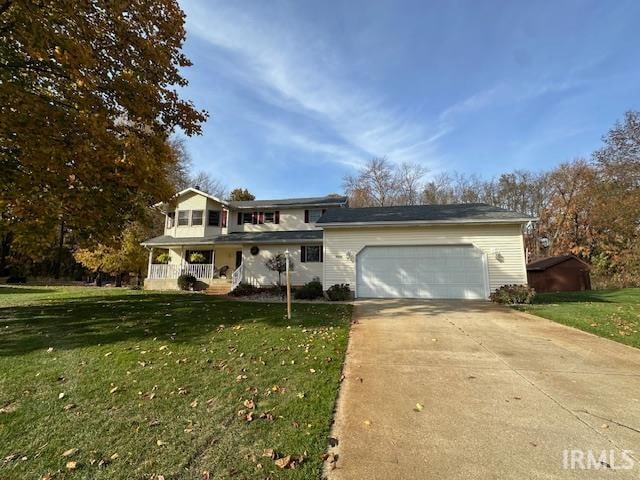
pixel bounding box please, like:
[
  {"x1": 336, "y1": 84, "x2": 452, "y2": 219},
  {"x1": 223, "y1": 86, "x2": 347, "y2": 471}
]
[{"x1": 526, "y1": 255, "x2": 591, "y2": 293}]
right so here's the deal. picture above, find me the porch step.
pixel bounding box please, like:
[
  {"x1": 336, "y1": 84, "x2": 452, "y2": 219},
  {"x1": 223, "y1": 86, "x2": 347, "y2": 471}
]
[{"x1": 206, "y1": 282, "x2": 232, "y2": 296}]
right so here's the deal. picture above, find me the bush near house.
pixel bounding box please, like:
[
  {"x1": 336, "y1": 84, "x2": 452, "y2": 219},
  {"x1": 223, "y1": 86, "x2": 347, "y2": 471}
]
[
  {"x1": 294, "y1": 279, "x2": 324, "y2": 300},
  {"x1": 177, "y1": 273, "x2": 197, "y2": 291},
  {"x1": 326, "y1": 284, "x2": 352, "y2": 301},
  {"x1": 490, "y1": 284, "x2": 536, "y2": 304}
]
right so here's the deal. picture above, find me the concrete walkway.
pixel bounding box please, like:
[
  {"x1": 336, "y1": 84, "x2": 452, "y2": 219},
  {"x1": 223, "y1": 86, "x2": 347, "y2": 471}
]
[{"x1": 327, "y1": 300, "x2": 640, "y2": 479}]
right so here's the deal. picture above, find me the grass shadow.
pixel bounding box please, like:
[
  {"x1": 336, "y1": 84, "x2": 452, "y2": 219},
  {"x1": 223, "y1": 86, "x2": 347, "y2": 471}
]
[
  {"x1": 0, "y1": 292, "x2": 350, "y2": 357},
  {"x1": 0, "y1": 287, "x2": 57, "y2": 295}
]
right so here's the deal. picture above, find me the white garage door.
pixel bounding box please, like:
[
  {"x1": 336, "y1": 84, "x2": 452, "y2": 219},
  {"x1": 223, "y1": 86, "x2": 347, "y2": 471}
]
[{"x1": 356, "y1": 245, "x2": 488, "y2": 299}]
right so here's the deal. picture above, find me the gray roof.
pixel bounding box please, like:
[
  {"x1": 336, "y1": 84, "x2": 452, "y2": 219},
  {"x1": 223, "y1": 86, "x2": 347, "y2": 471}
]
[
  {"x1": 317, "y1": 203, "x2": 534, "y2": 224},
  {"x1": 141, "y1": 230, "x2": 322, "y2": 247},
  {"x1": 229, "y1": 195, "x2": 347, "y2": 209}
]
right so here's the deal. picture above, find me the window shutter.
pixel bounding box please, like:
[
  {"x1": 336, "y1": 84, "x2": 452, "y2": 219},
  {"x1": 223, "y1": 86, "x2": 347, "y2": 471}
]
[
  {"x1": 252, "y1": 211, "x2": 257, "y2": 224},
  {"x1": 304, "y1": 210, "x2": 309, "y2": 223},
  {"x1": 274, "y1": 211, "x2": 280, "y2": 224},
  {"x1": 300, "y1": 245, "x2": 306, "y2": 263},
  {"x1": 258, "y1": 212, "x2": 264, "y2": 224},
  {"x1": 237, "y1": 212, "x2": 242, "y2": 225},
  {"x1": 322, "y1": 209, "x2": 326, "y2": 214},
  {"x1": 320, "y1": 246, "x2": 323, "y2": 262},
  {"x1": 221, "y1": 210, "x2": 227, "y2": 227}
]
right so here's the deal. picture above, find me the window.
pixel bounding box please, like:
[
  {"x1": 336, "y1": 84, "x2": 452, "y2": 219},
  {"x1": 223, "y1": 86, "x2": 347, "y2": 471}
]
[
  {"x1": 177, "y1": 210, "x2": 189, "y2": 226},
  {"x1": 302, "y1": 245, "x2": 322, "y2": 263},
  {"x1": 264, "y1": 211, "x2": 274, "y2": 223},
  {"x1": 242, "y1": 212, "x2": 253, "y2": 224},
  {"x1": 166, "y1": 211, "x2": 175, "y2": 228},
  {"x1": 191, "y1": 210, "x2": 203, "y2": 226},
  {"x1": 208, "y1": 210, "x2": 220, "y2": 226},
  {"x1": 307, "y1": 209, "x2": 324, "y2": 223}
]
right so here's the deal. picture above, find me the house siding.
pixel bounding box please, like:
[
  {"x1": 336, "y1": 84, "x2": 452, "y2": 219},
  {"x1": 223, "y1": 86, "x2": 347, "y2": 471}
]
[
  {"x1": 322, "y1": 224, "x2": 527, "y2": 293},
  {"x1": 228, "y1": 208, "x2": 326, "y2": 233},
  {"x1": 242, "y1": 244, "x2": 323, "y2": 287}
]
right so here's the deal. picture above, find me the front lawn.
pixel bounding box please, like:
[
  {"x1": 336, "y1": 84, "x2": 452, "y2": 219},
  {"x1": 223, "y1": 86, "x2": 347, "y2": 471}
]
[
  {"x1": 517, "y1": 288, "x2": 640, "y2": 349},
  {"x1": 0, "y1": 286, "x2": 352, "y2": 479}
]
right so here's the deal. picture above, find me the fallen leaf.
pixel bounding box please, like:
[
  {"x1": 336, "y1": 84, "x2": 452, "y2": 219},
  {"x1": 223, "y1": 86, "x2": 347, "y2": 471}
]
[
  {"x1": 243, "y1": 399, "x2": 255, "y2": 409},
  {"x1": 109, "y1": 387, "x2": 118, "y2": 394},
  {"x1": 190, "y1": 399, "x2": 198, "y2": 408},
  {"x1": 156, "y1": 440, "x2": 166, "y2": 447},
  {"x1": 63, "y1": 403, "x2": 76, "y2": 411},
  {"x1": 110, "y1": 453, "x2": 119, "y2": 460},
  {"x1": 261, "y1": 448, "x2": 276, "y2": 459},
  {"x1": 62, "y1": 448, "x2": 78, "y2": 457},
  {"x1": 363, "y1": 419, "x2": 372, "y2": 427},
  {"x1": 414, "y1": 403, "x2": 424, "y2": 412},
  {"x1": 58, "y1": 392, "x2": 65, "y2": 400},
  {"x1": 327, "y1": 437, "x2": 339, "y2": 447},
  {"x1": 65, "y1": 460, "x2": 78, "y2": 470},
  {"x1": 274, "y1": 455, "x2": 292, "y2": 469}
]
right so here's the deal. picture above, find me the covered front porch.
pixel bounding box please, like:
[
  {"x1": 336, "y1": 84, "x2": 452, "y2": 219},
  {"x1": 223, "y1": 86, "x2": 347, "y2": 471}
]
[{"x1": 144, "y1": 245, "x2": 244, "y2": 291}]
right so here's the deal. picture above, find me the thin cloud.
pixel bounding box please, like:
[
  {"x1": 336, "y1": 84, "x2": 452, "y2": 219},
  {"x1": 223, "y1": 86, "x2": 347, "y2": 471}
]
[{"x1": 183, "y1": 1, "x2": 447, "y2": 168}]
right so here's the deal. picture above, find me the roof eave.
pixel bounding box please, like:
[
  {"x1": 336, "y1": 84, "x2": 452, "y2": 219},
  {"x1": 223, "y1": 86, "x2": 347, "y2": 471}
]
[
  {"x1": 232, "y1": 201, "x2": 347, "y2": 210},
  {"x1": 318, "y1": 218, "x2": 536, "y2": 227},
  {"x1": 152, "y1": 187, "x2": 229, "y2": 209}
]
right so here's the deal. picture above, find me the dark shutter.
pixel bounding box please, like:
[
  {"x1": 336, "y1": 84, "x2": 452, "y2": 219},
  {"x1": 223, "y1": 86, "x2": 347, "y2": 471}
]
[
  {"x1": 320, "y1": 246, "x2": 323, "y2": 262},
  {"x1": 304, "y1": 209, "x2": 309, "y2": 223},
  {"x1": 237, "y1": 212, "x2": 242, "y2": 225},
  {"x1": 274, "y1": 211, "x2": 280, "y2": 224},
  {"x1": 221, "y1": 210, "x2": 227, "y2": 227},
  {"x1": 252, "y1": 211, "x2": 257, "y2": 224},
  {"x1": 322, "y1": 209, "x2": 326, "y2": 214},
  {"x1": 300, "y1": 245, "x2": 306, "y2": 263},
  {"x1": 258, "y1": 212, "x2": 264, "y2": 224}
]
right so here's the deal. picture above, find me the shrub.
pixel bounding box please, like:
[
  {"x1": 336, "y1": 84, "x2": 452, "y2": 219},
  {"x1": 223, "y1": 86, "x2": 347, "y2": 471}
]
[
  {"x1": 177, "y1": 274, "x2": 197, "y2": 291},
  {"x1": 490, "y1": 284, "x2": 535, "y2": 304},
  {"x1": 294, "y1": 278, "x2": 324, "y2": 300},
  {"x1": 6, "y1": 275, "x2": 27, "y2": 284},
  {"x1": 229, "y1": 282, "x2": 260, "y2": 297},
  {"x1": 326, "y1": 283, "x2": 352, "y2": 301}
]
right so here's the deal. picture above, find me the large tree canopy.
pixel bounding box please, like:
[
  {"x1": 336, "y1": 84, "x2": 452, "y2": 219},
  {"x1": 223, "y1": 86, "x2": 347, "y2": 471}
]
[{"x1": 0, "y1": 0, "x2": 207, "y2": 257}]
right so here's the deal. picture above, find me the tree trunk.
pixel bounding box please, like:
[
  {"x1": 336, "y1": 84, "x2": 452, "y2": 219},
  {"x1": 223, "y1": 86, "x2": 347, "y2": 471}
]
[
  {"x1": 115, "y1": 273, "x2": 122, "y2": 287},
  {"x1": 53, "y1": 219, "x2": 65, "y2": 279},
  {"x1": 96, "y1": 271, "x2": 102, "y2": 287}
]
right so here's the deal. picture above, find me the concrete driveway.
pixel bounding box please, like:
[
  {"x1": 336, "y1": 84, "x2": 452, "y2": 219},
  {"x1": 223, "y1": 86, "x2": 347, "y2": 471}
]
[{"x1": 327, "y1": 300, "x2": 640, "y2": 479}]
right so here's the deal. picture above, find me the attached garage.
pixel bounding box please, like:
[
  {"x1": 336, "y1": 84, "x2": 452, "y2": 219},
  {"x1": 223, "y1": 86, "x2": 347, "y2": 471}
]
[
  {"x1": 356, "y1": 245, "x2": 488, "y2": 299},
  {"x1": 318, "y1": 204, "x2": 534, "y2": 300}
]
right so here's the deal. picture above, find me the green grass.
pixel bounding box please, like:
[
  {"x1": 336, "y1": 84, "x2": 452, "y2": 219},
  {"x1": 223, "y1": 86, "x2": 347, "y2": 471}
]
[
  {"x1": 517, "y1": 288, "x2": 640, "y2": 348},
  {"x1": 0, "y1": 286, "x2": 352, "y2": 479}
]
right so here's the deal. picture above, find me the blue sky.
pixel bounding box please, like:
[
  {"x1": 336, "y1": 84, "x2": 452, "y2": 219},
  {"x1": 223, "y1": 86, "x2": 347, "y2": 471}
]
[{"x1": 178, "y1": 0, "x2": 640, "y2": 198}]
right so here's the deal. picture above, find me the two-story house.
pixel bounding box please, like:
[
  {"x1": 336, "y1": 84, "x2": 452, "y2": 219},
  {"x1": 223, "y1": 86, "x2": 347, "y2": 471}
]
[
  {"x1": 141, "y1": 188, "x2": 348, "y2": 293},
  {"x1": 141, "y1": 187, "x2": 534, "y2": 299}
]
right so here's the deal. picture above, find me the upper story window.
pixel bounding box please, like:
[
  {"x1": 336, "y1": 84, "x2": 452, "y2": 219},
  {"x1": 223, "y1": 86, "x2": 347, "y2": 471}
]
[
  {"x1": 305, "y1": 208, "x2": 325, "y2": 223},
  {"x1": 301, "y1": 245, "x2": 322, "y2": 262},
  {"x1": 166, "y1": 211, "x2": 175, "y2": 228},
  {"x1": 237, "y1": 211, "x2": 280, "y2": 225},
  {"x1": 177, "y1": 210, "x2": 189, "y2": 226},
  {"x1": 191, "y1": 210, "x2": 204, "y2": 226},
  {"x1": 208, "y1": 210, "x2": 220, "y2": 226}
]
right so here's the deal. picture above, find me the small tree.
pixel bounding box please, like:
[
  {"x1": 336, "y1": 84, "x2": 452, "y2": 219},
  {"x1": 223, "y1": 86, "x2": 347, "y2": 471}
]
[
  {"x1": 265, "y1": 253, "x2": 294, "y2": 288},
  {"x1": 228, "y1": 188, "x2": 256, "y2": 201}
]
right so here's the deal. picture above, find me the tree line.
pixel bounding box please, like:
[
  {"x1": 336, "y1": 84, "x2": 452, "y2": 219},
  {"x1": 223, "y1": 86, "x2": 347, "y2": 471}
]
[{"x1": 343, "y1": 111, "x2": 640, "y2": 287}]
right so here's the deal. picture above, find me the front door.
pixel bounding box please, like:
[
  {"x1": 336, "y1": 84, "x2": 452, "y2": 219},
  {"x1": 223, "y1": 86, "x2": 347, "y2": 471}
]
[{"x1": 235, "y1": 250, "x2": 243, "y2": 268}]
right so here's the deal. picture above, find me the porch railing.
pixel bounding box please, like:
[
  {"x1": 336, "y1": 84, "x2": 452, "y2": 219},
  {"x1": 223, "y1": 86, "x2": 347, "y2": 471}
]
[
  {"x1": 231, "y1": 264, "x2": 244, "y2": 290},
  {"x1": 148, "y1": 263, "x2": 214, "y2": 280}
]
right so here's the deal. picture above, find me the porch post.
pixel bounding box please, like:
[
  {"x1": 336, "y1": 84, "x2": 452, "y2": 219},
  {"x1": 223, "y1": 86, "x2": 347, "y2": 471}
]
[
  {"x1": 210, "y1": 249, "x2": 215, "y2": 280},
  {"x1": 180, "y1": 247, "x2": 185, "y2": 274},
  {"x1": 147, "y1": 248, "x2": 154, "y2": 278}
]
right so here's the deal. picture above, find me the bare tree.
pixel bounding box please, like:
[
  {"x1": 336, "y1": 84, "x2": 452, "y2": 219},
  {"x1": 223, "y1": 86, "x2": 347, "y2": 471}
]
[
  {"x1": 343, "y1": 157, "x2": 399, "y2": 207},
  {"x1": 190, "y1": 171, "x2": 228, "y2": 199},
  {"x1": 395, "y1": 162, "x2": 427, "y2": 205}
]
